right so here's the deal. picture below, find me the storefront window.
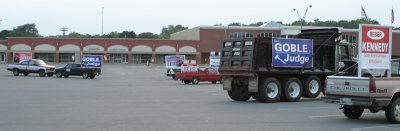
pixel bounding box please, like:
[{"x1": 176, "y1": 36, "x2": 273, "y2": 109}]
[
  {"x1": 0, "y1": 52, "x2": 5, "y2": 62},
  {"x1": 59, "y1": 53, "x2": 75, "y2": 63},
  {"x1": 110, "y1": 54, "x2": 128, "y2": 63},
  {"x1": 34, "y1": 53, "x2": 55, "y2": 63},
  {"x1": 132, "y1": 54, "x2": 151, "y2": 64}
]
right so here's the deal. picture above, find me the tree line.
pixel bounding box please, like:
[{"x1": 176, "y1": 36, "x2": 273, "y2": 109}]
[
  {"x1": 1, "y1": 18, "x2": 398, "y2": 40},
  {"x1": 0, "y1": 24, "x2": 188, "y2": 40}
]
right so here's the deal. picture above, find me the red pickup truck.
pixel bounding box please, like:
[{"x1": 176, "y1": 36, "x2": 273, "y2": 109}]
[{"x1": 175, "y1": 67, "x2": 221, "y2": 84}]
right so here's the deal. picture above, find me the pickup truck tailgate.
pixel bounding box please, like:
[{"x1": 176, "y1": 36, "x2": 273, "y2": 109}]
[{"x1": 325, "y1": 76, "x2": 371, "y2": 97}]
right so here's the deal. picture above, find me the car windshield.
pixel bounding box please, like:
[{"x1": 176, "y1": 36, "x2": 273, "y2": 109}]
[{"x1": 36, "y1": 60, "x2": 47, "y2": 65}]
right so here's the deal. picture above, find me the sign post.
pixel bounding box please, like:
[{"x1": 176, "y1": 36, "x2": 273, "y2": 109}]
[
  {"x1": 272, "y1": 38, "x2": 313, "y2": 68},
  {"x1": 357, "y1": 25, "x2": 392, "y2": 77}
]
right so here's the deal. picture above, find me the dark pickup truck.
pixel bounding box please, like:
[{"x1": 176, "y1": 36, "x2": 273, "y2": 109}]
[{"x1": 55, "y1": 64, "x2": 101, "y2": 79}]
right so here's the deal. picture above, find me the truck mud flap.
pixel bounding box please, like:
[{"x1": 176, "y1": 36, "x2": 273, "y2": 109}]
[
  {"x1": 248, "y1": 76, "x2": 258, "y2": 92},
  {"x1": 222, "y1": 77, "x2": 233, "y2": 91}
]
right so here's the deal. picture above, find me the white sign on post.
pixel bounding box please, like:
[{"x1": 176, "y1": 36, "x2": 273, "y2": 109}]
[{"x1": 358, "y1": 24, "x2": 392, "y2": 77}]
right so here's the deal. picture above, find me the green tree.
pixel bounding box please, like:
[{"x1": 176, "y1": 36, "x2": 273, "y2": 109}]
[
  {"x1": 137, "y1": 32, "x2": 159, "y2": 39},
  {"x1": 159, "y1": 24, "x2": 188, "y2": 39},
  {"x1": 8, "y1": 23, "x2": 40, "y2": 37},
  {"x1": 119, "y1": 31, "x2": 136, "y2": 38},
  {"x1": 248, "y1": 22, "x2": 265, "y2": 26},
  {"x1": 67, "y1": 32, "x2": 86, "y2": 38},
  {"x1": 0, "y1": 30, "x2": 10, "y2": 40},
  {"x1": 104, "y1": 31, "x2": 120, "y2": 38},
  {"x1": 228, "y1": 22, "x2": 243, "y2": 26},
  {"x1": 289, "y1": 18, "x2": 380, "y2": 29}
]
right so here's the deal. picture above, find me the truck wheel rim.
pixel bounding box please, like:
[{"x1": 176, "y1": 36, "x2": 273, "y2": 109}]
[
  {"x1": 309, "y1": 80, "x2": 319, "y2": 94},
  {"x1": 266, "y1": 83, "x2": 278, "y2": 98},
  {"x1": 289, "y1": 82, "x2": 300, "y2": 98},
  {"x1": 395, "y1": 103, "x2": 400, "y2": 120}
]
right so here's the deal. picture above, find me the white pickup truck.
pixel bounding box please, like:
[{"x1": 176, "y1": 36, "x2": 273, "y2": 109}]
[
  {"x1": 6, "y1": 59, "x2": 56, "y2": 77},
  {"x1": 322, "y1": 59, "x2": 400, "y2": 123}
]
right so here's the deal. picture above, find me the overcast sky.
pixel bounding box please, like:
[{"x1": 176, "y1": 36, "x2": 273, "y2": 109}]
[{"x1": 0, "y1": 0, "x2": 398, "y2": 36}]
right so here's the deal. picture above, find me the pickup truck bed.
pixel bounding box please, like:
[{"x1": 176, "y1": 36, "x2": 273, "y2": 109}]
[{"x1": 323, "y1": 75, "x2": 400, "y2": 123}]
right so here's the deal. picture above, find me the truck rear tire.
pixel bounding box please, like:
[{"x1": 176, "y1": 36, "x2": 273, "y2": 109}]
[
  {"x1": 13, "y1": 69, "x2": 20, "y2": 76},
  {"x1": 280, "y1": 77, "x2": 302, "y2": 102},
  {"x1": 343, "y1": 106, "x2": 364, "y2": 119},
  {"x1": 302, "y1": 76, "x2": 321, "y2": 98},
  {"x1": 385, "y1": 97, "x2": 400, "y2": 124},
  {"x1": 256, "y1": 77, "x2": 281, "y2": 103},
  {"x1": 39, "y1": 70, "x2": 46, "y2": 77},
  {"x1": 82, "y1": 72, "x2": 89, "y2": 79},
  {"x1": 192, "y1": 77, "x2": 199, "y2": 84},
  {"x1": 56, "y1": 72, "x2": 63, "y2": 78},
  {"x1": 227, "y1": 83, "x2": 251, "y2": 101}
]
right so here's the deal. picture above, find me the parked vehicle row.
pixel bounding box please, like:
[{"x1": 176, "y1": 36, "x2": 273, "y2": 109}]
[{"x1": 6, "y1": 59, "x2": 101, "y2": 79}]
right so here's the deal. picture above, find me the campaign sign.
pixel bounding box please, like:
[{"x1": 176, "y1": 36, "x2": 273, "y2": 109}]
[
  {"x1": 358, "y1": 25, "x2": 391, "y2": 70},
  {"x1": 82, "y1": 55, "x2": 102, "y2": 67},
  {"x1": 165, "y1": 55, "x2": 185, "y2": 69},
  {"x1": 272, "y1": 38, "x2": 313, "y2": 68}
]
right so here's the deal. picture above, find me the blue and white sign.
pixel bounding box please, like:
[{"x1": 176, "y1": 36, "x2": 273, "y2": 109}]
[
  {"x1": 82, "y1": 55, "x2": 102, "y2": 67},
  {"x1": 272, "y1": 38, "x2": 313, "y2": 68}
]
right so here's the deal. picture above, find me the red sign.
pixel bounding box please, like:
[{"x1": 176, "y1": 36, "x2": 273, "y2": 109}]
[
  {"x1": 13, "y1": 52, "x2": 32, "y2": 63},
  {"x1": 358, "y1": 25, "x2": 392, "y2": 71},
  {"x1": 361, "y1": 26, "x2": 390, "y2": 54}
]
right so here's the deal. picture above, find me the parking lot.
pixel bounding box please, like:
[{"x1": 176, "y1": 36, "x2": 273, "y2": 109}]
[{"x1": 0, "y1": 64, "x2": 399, "y2": 131}]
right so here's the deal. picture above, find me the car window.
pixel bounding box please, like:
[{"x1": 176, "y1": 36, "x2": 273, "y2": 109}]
[
  {"x1": 391, "y1": 61, "x2": 400, "y2": 77},
  {"x1": 76, "y1": 64, "x2": 81, "y2": 68},
  {"x1": 20, "y1": 61, "x2": 29, "y2": 65},
  {"x1": 208, "y1": 68, "x2": 217, "y2": 74},
  {"x1": 65, "y1": 64, "x2": 72, "y2": 68},
  {"x1": 29, "y1": 61, "x2": 35, "y2": 66}
]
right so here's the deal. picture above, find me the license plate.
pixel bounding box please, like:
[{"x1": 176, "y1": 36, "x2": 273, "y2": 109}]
[{"x1": 340, "y1": 98, "x2": 352, "y2": 105}]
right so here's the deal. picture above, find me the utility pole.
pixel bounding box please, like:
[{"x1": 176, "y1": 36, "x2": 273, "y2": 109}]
[
  {"x1": 61, "y1": 27, "x2": 68, "y2": 37},
  {"x1": 101, "y1": 7, "x2": 104, "y2": 36}
]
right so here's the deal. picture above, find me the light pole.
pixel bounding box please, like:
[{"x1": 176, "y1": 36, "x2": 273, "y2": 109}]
[
  {"x1": 101, "y1": 7, "x2": 104, "y2": 36},
  {"x1": 293, "y1": 5, "x2": 312, "y2": 30}
]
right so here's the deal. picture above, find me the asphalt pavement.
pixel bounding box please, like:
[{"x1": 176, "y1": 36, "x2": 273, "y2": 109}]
[{"x1": 0, "y1": 64, "x2": 399, "y2": 131}]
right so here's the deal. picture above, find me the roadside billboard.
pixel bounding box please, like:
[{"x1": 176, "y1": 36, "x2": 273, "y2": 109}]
[
  {"x1": 82, "y1": 55, "x2": 103, "y2": 67},
  {"x1": 358, "y1": 25, "x2": 392, "y2": 77},
  {"x1": 165, "y1": 55, "x2": 185, "y2": 69},
  {"x1": 272, "y1": 38, "x2": 313, "y2": 68},
  {"x1": 13, "y1": 52, "x2": 32, "y2": 63}
]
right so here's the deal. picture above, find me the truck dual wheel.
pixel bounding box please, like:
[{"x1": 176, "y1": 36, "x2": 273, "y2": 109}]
[
  {"x1": 56, "y1": 72, "x2": 63, "y2": 78},
  {"x1": 302, "y1": 76, "x2": 321, "y2": 98},
  {"x1": 38, "y1": 70, "x2": 46, "y2": 77},
  {"x1": 227, "y1": 81, "x2": 251, "y2": 101},
  {"x1": 343, "y1": 106, "x2": 364, "y2": 119},
  {"x1": 82, "y1": 72, "x2": 89, "y2": 79},
  {"x1": 256, "y1": 77, "x2": 281, "y2": 103},
  {"x1": 281, "y1": 77, "x2": 302, "y2": 102},
  {"x1": 192, "y1": 77, "x2": 200, "y2": 84},
  {"x1": 13, "y1": 69, "x2": 19, "y2": 76},
  {"x1": 385, "y1": 97, "x2": 400, "y2": 124}
]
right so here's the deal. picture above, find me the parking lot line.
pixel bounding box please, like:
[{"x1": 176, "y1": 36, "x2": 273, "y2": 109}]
[
  {"x1": 352, "y1": 125, "x2": 400, "y2": 131},
  {"x1": 277, "y1": 106, "x2": 331, "y2": 111}
]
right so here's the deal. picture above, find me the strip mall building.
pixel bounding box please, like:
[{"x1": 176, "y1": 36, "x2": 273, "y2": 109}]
[{"x1": 0, "y1": 24, "x2": 399, "y2": 64}]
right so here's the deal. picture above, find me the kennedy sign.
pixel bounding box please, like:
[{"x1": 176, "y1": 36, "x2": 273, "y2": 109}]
[{"x1": 358, "y1": 25, "x2": 392, "y2": 73}]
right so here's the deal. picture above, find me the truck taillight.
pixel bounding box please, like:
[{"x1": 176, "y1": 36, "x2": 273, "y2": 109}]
[{"x1": 369, "y1": 79, "x2": 376, "y2": 93}]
